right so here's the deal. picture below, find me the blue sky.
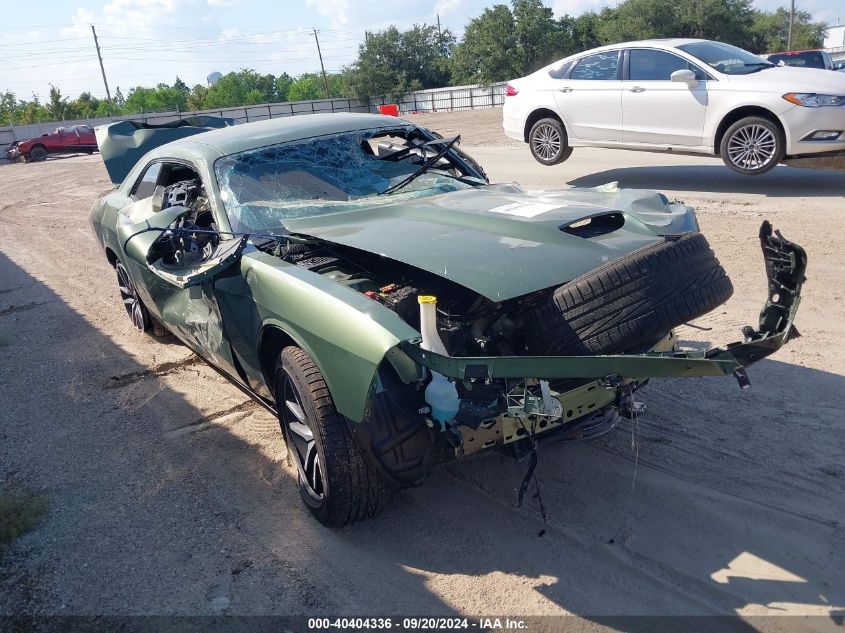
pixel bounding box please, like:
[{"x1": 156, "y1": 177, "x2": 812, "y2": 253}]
[{"x1": 2, "y1": 0, "x2": 843, "y2": 101}]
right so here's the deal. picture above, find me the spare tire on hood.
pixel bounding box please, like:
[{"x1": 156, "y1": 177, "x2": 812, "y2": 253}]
[{"x1": 523, "y1": 232, "x2": 733, "y2": 356}]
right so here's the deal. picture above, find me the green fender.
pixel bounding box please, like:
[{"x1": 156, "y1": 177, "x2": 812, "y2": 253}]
[{"x1": 243, "y1": 251, "x2": 421, "y2": 422}]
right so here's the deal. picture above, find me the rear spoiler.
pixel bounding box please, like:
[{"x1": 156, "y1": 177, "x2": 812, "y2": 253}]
[{"x1": 96, "y1": 115, "x2": 235, "y2": 185}]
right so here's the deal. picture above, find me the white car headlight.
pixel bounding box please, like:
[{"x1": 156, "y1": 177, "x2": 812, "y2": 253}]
[{"x1": 783, "y1": 93, "x2": 845, "y2": 107}]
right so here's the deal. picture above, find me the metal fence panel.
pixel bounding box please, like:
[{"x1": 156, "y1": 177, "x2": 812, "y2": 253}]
[{"x1": 0, "y1": 82, "x2": 506, "y2": 162}]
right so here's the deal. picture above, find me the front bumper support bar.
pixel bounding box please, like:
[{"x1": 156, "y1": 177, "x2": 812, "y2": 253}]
[{"x1": 400, "y1": 222, "x2": 806, "y2": 389}]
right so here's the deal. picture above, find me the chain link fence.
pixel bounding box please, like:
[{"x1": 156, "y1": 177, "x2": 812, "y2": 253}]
[{"x1": 0, "y1": 82, "x2": 506, "y2": 164}]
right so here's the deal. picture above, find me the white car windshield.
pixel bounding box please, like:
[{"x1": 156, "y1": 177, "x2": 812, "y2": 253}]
[
  {"x1": 677, "y1": 41, "x2": 775, "y2": 75},
  {"x1": 215, "y1": 127, "x2": 482, "y2": 233}
]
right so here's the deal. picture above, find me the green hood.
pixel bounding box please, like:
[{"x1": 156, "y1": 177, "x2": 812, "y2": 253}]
[{"x1": 283, "y1": 184, "x2": 699, "y2": 302}]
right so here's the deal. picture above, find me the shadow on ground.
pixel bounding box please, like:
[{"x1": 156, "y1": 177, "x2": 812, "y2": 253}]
[{"x1": 569, "y1": 164, "x2": 845, "y2": 197}]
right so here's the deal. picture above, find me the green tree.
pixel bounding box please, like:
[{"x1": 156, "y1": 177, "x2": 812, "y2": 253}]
[
  {"x1": 343, "y1": 23, "x2": 454, "y2": 101},
  {"x1": 0, "y1": 90, "x2": 18, "y2": 125},
  {"x1": 113, "y1": 86, "x2": 126, "y2": 111},
  {"x1": 274, "y1": 72, "x2": 294, "y2": 102},
  {"x1": 203, "y1": 69, "x2": 278, "y2": 108},
  {"x1": 451, "y1": 5, "x2": 522, "y2": 84},
  {"x1": 45, "y1": 84, "x2": 69, "y2": 120},
  {"x1": 748, "y1": 7, "x2": 826, "y2": 53},
  {"x1": 187, "y1": 84, "x2": 208, "y2": 111},
  {"x1": 512, "y1": 0, "x2": 573, "y2": 72},
  {"x1": 69, "y1": 91, "x2": 100, "y2": 118},
  {"x1": 597, "y1": 0, "x2": 754, "y2": 46}
]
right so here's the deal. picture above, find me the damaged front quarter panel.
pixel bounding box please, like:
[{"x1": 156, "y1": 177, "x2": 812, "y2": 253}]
[{"x1": 394, "y1": 221, "x2": 806, "y2": 446}]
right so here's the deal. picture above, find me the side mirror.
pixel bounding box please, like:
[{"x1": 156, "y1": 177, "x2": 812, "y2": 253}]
[
  {"x1": 670, "y1": 69, "x2": 697, "y2": 84},
  {"x1": 150, "y1": 185, "x2": 166, "y2": 214}
]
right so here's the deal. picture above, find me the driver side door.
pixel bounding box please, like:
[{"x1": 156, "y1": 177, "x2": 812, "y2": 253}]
[
  {"x1": 119, "y1": 160, "x2": 247, "y2": 376},
  {"x1": 621, "y1": 48, "x2": 710, "y2": 147}
]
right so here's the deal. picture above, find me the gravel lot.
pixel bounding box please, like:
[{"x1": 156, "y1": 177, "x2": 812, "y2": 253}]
[{"x1": 1, "y1": 108, "x2": 843, "y2": 624}]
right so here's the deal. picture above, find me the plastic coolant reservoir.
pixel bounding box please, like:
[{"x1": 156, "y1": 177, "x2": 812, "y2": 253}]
[{"x1": 418, "y1": 295, "x2": 460, "y2": 424}]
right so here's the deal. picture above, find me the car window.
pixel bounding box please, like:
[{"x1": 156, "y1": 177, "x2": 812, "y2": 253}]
[
  {"x1": 678, "y1": 41, "x2": 774, "y2": 75},
  {"x1": 768, "y1": 51, "x2": 825, "y2": 69},
  {"x1": 133, "y1": 162, "x2": 163, "y2": 200},
  {"x1": 630, "y1": 49, "x2": 704, "y2": 80},
  {"x1": 549, "y1": 60, "x2": 574, "y2": 79},
  {"x1": 571, "y1": 51, "x2": 620, "y2": 80}
]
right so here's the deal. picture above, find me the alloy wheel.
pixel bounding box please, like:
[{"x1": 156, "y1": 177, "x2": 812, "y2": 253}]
[
  {"x1": 116, "y1": 263, "x2": 146, "y2": 331},
  {"x1": 727, "y1": 124, "x2": 777, "y2": 171},
  {"x1": 531, "y1": 123, "x2": 562, "y2": 162},
  {"x1": 282, "y1": 373, "x2": 325, "y2": 500}
]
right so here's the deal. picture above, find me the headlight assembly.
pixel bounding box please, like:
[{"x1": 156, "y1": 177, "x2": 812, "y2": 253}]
[{"x1": 783, "y1": 93, "x2": 845, "y2": 107}]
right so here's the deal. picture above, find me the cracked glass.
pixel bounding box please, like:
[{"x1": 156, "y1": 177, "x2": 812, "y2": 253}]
[{"x1": 215, "y1": 128, "x2": 477, "y2": 233}]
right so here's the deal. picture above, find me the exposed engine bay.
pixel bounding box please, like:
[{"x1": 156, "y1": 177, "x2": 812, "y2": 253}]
[{"x1": 272, "y1": 238, "x2": 535, "y2": 359}]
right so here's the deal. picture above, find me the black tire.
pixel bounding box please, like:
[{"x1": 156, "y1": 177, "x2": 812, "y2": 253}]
[
  {"x1": 274, "y1": 346, "x2": 390, "y2": 526},
  {"x1": 528, "y1": 117, "x2": 573, "y2": 166},
  {"x1": 29, "y1": 146, "x2": 48, "y2": 162},
  {"x1": 524, "y1": 233, "x2": 734, "y2": 356},
  {"x1": 115, "y1": 261, "x2": 151, "y2": 333},
  {"x1": 720, "y1": 116, "x2": 784, "y2": 175}
]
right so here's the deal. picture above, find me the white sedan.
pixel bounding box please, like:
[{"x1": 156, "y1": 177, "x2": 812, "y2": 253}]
[{"x1": 503, "y1": 39, "x2": 845, "y2": 175}]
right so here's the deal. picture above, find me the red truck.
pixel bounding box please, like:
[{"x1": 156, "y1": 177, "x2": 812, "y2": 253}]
[{"x1": 5, "y1": 125, "x2": 98, "y2": 162}]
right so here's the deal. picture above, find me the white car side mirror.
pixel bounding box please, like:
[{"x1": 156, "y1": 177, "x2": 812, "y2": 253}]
[{"x1": 671, "y1": 69, "x2": 697, "y2": 84}]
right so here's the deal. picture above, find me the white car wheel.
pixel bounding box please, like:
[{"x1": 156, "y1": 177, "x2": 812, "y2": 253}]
[
  {"x1": 720, "y1": 116, "x2": 784, "y2": 176},
  {"x1": 528, "y1": 118, "x2": 573, "y2": 166}
]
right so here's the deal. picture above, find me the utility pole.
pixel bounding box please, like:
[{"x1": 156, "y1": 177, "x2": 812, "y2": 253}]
[
  {"x1": 313, "y1": 28, "x2": 330, "y2": 99},
  {"x1": 436, "y1": 14, "x2": 445, "y2": 57},
  {"x1": 787, "y1": 0, "x2": 795, "y2": 50},
  {"x1": 91, "y1": 24, "x2": 112, "y2": 111}
]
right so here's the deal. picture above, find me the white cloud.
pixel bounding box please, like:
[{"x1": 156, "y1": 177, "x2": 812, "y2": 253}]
[
  {"x1": 207, "y1": 0, "x2": 239, "y2": 6},
  {"x1": 61, "y1": 7, "x2": 96, "y2": 37},
  {"x1": 435, "y1": 0, "x2": 462, "y2": 18},
  {"x1": 306, "y1": 0, "x2": 351, "y2": 27},
  {"x1": 551, "y1": 0, "x2": 613, "y2": 17}
]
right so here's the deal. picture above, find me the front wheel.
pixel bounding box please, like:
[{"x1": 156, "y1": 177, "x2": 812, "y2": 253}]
[
  {"x1": 115, "y1": 261, "x2": 167, "y2": 336},
  {"x1": 528, "y1": 117, "x2": 573, "y2": 166},
  {"x1": 29, "y1": 146, "x2": 48, "y2": 162},
  {"x1": 274, "y1": 346, "x2": 390, "y2": 526},
  {"x1": 720, "y1": 116, "x2": 784, "y2": 175}
]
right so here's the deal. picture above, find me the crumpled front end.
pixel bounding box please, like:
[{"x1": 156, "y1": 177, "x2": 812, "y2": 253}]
[
  {"x1": 393, "y1": 221, "x2": 806, "y2": 457},
  {"x1": 5, "y1": 141, "x2": 21, "y2": 162}
]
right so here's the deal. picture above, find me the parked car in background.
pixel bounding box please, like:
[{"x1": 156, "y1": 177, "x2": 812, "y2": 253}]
[
  {"x1": 503, "y1": 39, "x2": 845, "y2": 175},
  {"x1": 765, "y1": 49, "x2": 836, "y2": 71},
  {"x1": 89, "y1": 113, "x2": 806, "y2": 525},
  {"x1": 6, "y1": 125, "x2": 98, "y2": 162}
]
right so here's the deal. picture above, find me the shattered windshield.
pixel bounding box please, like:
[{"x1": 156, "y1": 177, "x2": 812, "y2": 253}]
[{"x1": 215, "y1": 127, "x2": 483, "y2": 233}]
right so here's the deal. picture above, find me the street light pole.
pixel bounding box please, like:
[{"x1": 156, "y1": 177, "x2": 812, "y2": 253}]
[{"x1": 787, "y1": 0, "x2": 795, "y2": 50}]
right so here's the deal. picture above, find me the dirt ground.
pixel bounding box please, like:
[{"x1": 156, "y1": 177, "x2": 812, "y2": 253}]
[{"x1": 1, "y1": 108, "x2": 843, "y2": 626}]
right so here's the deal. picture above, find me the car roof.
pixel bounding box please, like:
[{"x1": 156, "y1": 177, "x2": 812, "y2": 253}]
[
  {"x1": 578, "y1": 38, "x2": 708, "y2": 54},
  {"x1": 161, "y1": 112, "x2": 410, "y2": 160}
]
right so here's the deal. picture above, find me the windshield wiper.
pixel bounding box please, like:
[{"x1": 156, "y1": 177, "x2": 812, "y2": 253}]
[
  {"x1": 743, "y1": 62, "x2": 774, "y2": 73},
  {"x1": 379, "y1": 135, "x2": 461, "y2": 195}
]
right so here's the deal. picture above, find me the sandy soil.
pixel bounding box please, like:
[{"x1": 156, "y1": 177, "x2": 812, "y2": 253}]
[{"x1": 0, "y1": 108, "x2": 843, "y2": 626}]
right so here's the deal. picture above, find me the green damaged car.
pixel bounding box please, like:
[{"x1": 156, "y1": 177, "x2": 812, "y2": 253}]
[{"x1": 89, "y1": 113, "x2": 806, "y2": 526}]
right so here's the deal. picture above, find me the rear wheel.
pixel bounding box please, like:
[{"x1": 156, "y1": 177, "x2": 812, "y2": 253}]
[
  {"x1": 720, "y1": 116, "x2": 784, "y2": 175},
  {"x1": 528, "y1": 117, "x2": 573, "y2": 166},
  {"x1": 29, "y1": 146, "x2": 48, "y2": 162},
  {"x1": 274, "y1": 346, "x2": 390, "y2": 526}
]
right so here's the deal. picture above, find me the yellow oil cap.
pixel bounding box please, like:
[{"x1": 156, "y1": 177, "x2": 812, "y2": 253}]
[{"x1": 418, "y1": 295, "x2": 437, "y2": 304}]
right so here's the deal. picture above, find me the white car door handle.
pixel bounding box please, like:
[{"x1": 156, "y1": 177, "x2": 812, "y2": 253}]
[
  {"x1": 630, "y1": 86, "x2": 646, "y2": 93},
  {"x1": 559, "y1": 87, "x2": 573, "y2": 93}
]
